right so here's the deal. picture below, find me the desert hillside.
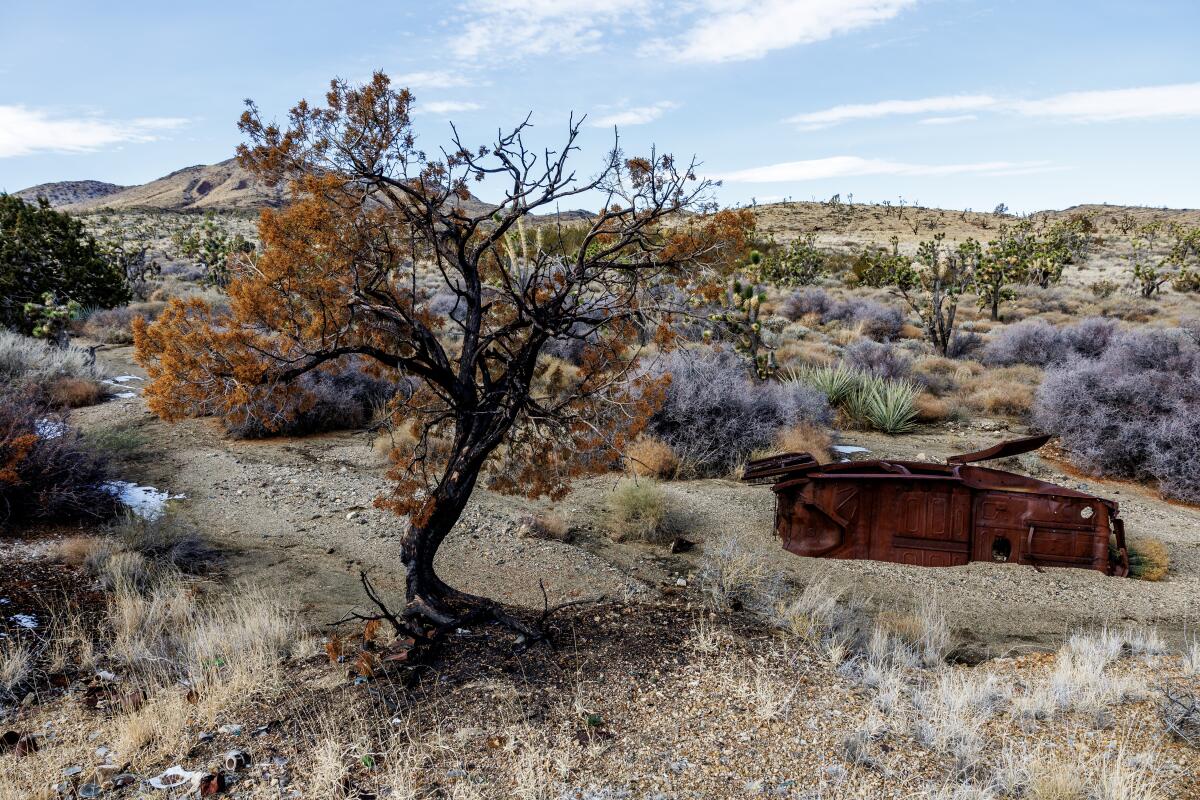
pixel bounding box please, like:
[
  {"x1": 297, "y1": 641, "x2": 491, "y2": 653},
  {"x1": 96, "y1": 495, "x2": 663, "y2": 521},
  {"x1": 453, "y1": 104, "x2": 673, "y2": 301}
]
[
  {"x1": 15, "y1": 158, "x2": 501, "y2": 216},
  {"x1": 14, "y1": 179, "x2": 125, "y2": 207}
]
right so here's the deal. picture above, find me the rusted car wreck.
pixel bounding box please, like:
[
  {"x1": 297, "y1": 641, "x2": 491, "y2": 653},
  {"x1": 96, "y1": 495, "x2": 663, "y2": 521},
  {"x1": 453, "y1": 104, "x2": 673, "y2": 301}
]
[{"x1": 744, "y1": 435, "x2": 1129, "y2": 576}]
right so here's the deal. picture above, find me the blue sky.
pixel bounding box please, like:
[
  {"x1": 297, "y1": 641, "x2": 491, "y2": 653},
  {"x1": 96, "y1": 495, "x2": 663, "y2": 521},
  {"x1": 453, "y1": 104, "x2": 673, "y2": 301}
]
[{"x1": 1, "y1": 0, "x2": 1197, "y2": 212}]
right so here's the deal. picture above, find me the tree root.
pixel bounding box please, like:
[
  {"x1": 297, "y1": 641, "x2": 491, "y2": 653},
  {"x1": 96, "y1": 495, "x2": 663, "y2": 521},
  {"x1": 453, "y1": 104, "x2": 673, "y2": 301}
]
[{"x1": 329, "y1": 571, "x2": 609, "y2": 675}]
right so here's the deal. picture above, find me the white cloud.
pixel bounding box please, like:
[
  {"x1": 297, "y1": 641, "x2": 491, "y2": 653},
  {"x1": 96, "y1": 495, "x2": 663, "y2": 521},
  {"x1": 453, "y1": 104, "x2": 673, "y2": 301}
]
[
  {"x1": 789, "y1": 83, "x2": 1200, "y2": 128},
  {"x1": 590, "y1": 101, "x2": 679, "y2": 127},
  {"x1": 918, "y1": 114, "x2": 978, "y2": 125},
  {"x1": 648, "y1": 0, "x2": 917, "y2": 64},
  {"x1": 451, "y1": 0, "x2": 911, "y2": 64},
  {"x1": 392, "y1": 70, "x2": 474, "y2": 90},
  {"x1": 412, "y1": 100, "x2": 483, "y2": 117},
  {"x1": 787, "y1": 95, "x2": 995, "y2": 128},
  {"x1": 717, "y1": 156, "x2": 1053, "y2": 182},
  {"x1": 1011, "y1": 83, "x2": 1200, "y2": 122},
  {"x1": 0, "y1": 106, "x2": 186, "y2": 158},
  {"x1": 452, "y1": 0, "x2": 648, "y2": 61}
]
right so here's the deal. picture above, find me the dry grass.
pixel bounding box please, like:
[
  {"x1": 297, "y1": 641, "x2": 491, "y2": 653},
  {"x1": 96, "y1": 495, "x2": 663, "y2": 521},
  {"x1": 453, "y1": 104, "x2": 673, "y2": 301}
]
[
  {"x1": 44, "y1": 375, "x2": 106, "y2": 408},
  {"x1": 698, "y1": 533, "x2": 778, "y2": 613},
  {"x1": 1128, "y1": 538, "x2": 1170, "y2": 581},
  {"x1": 915, "y1": 392, "x2": 953, "y2": 422},
  {"x1": 515, "y1": 510, "x2": 570, "y2": 541},
  {"x1": 0, "y1": 638, "x2": 33, "y2": 695},
  {"x1": 53, "y1": 534, "x2": 105, "y2": 566},
  {"x1": 773, "y1": 422, "x2": 832, "y2": 461},
  {"x1": 961, "y1": 365, "x2": 1041, "y2": 416},
  {"x1": 605, "y1": 478, "x2": 669, "y2": 543},
  {"x1": 625, "y1": 436, "x2": 679, "y2": 479},
  {"x1": 876, "y1": 596, "x2": 950, "y2": 668}
]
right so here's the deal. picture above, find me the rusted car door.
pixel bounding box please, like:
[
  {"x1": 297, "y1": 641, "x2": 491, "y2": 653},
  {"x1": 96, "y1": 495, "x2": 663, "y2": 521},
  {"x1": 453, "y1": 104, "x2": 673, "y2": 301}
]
[{"x1": 869, "y1": 480, "x2": 972, "y2": 567}]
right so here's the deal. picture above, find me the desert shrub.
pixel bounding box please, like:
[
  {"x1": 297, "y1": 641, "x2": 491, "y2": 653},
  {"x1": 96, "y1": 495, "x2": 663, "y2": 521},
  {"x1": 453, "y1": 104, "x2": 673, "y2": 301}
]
[
  {"x1": 605, "y1": 478, "x2": 669, "y2": 543},
  {"x1": 982, "y1": 317, "x2": 1120, "y2": 366},
  {"x1": 779, "y1": 287, "x2": 832, "y2": 321},
  {"x1": 698, "y1": 533, "x2": 778, "y2": 612},
  {"x1": 1035, "y1": 328, "x2": 1200, "y2": 502},
  {"x1": 773, "y1": 423, "x2": 832, "y2": 461},
  {"x1": 981, "y1": 319, "x2": 1064, "y2": 366},
  {"x1": 840, "y1": 340, "x2": 911, "y2": 379},
  {"x1": 779, "y1": 289, "x2": 904, "y2": 341},
  {"x1": 0, "y1": 194, "x2": 130, "y2": 330},
  {"x1": 911, "y1": 355, "x2": 977, "y2": 396},
  {"x1": 1059, "y1": 316, "x2": 1119, "y2": 359},
  {"x1": 760, "y1": 233, "x2": 826, "y2": 286},
  {"x1": 515, "y1": 511, "x2": 570, "y2": 541},
  {"x1": 961, "y1": 365, "x2": 1041, "y2": 416},
  {"x1": 625, "y1": 437, "x2": 679, "y2": 478},
  {"x1": 1127, "y1": 538, "x2": 1169, "y2": 581},
  {"x1": 0, "y1": 329, "x2": 108, "y2": 405},
  {"x1": 45, "y1": 375, "x2": 105, "y2": 408},
  {"x1": 110, "y1": 512, "x2": 218, "y2": 574},
  {"x1": 914, "y1": 392, "x2": 952, "y2": 423},
  {"x1": 0, "y1": 389, "x2": 119, "y2": 526},
  {"x1": 643, "y1": 349, "x2": 832, "y2": 477},
  {"x1": 81, "y1": 301, "x2": 167, "y2": 344},
  {"x1": 224, "y1": 360, "x2": 401, "y2": 438},
  {"x1": 831, "y1": 297, "x2": 905, "y2": 341},
  {"x1": 1090, "y1": 279, "x2": 1118, "y2": 299},
  {"x1": 945, "y1": 330, "x2": 984, "y2": 360}
]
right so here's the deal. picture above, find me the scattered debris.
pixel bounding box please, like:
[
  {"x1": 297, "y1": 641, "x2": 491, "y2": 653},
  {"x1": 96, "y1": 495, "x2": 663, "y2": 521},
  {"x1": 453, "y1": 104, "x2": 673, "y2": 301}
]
[{"x1": 149, "y1": 766, "x2": 199, "y2": 790}]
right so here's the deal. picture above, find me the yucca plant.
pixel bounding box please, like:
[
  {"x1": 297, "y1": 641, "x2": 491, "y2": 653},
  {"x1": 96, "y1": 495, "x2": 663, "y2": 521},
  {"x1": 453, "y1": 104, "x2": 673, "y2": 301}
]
[
  {"x1": 853, "y1": 376, "x2": 920, "y2": 434},
  {"x1": 785, "y1": 365, "x2": 919, "y2": 434},
  {"x1": 782, "y1": 364, "x2": 859, "y2": 406}
]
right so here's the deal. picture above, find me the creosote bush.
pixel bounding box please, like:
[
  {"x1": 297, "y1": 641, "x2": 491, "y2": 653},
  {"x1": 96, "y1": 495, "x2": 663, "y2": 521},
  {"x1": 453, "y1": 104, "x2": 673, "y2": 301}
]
[
  {"x1": 605, "y1": 478, "x2": 669, "y2": 543},
  {"x1": 644, "y1": 348, "x2": 831, "y2": 477}
]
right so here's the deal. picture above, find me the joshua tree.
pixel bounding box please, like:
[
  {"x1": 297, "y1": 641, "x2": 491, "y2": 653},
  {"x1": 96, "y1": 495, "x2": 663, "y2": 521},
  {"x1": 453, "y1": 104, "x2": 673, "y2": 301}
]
[
  {"x1": 134, "y1": 73, "x2": 747, "y2": 655},
  {"x1": 882, "y1": 233, "x2": 979, "y2": 356}
]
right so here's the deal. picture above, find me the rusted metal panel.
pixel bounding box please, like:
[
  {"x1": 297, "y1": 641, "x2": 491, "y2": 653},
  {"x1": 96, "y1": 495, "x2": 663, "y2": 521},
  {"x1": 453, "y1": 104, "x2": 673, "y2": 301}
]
[{"x1": 745, "y1": 437, "x2": 1129, "y2": 576}]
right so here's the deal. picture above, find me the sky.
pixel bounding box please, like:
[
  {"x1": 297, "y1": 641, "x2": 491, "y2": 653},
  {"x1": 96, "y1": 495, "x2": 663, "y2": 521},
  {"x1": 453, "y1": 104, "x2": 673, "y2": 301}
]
[{"x1": 1, "y1": 0, "x2": 1197, "y2": 213}]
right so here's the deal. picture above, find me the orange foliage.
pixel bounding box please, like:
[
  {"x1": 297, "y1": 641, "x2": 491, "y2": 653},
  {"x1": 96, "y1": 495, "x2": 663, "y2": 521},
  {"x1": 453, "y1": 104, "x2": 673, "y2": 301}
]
[{"x1": 135, "y1": 71, "x2": 742, "y2": 540}]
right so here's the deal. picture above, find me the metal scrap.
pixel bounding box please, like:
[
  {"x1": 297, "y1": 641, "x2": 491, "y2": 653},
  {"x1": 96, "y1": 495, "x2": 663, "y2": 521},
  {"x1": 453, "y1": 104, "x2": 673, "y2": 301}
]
[{"x1": 744, "y1": 434, "x2": 1129, "y2": 576}]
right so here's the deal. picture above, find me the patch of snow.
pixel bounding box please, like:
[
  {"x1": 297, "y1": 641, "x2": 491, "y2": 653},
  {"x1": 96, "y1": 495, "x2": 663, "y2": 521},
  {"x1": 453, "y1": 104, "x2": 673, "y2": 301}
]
[
  {"x1": 11, "y1": 613, "x2": 39, "y2": 629},
  {"x1": 114, "y1": 391, "x2": 137, "y2": 399},
  {"x1": 36, "y1": 418, "x2": 67, "y2": 439},
  {"x1": 106, "y1": 375, "x2": 144, "y2": 384},
  {"x1": 831, "y1": 445, "x2": 869, "y2": 455},
  {"x1": 101, "y1": 481, "x2": 185, "y2": 520}
]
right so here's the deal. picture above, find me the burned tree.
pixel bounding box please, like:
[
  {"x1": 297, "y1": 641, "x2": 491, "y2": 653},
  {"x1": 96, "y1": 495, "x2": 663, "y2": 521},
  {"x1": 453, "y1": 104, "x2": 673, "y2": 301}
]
[{"x1": 134, "y1": 72, "x2": 746, "y2": 646}]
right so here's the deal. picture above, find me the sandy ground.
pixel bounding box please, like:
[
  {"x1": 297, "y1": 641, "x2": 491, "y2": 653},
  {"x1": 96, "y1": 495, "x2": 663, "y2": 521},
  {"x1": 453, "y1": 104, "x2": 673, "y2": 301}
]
[{"x1": 69, "y1": 343, "x2": 1200, "y2": 663}]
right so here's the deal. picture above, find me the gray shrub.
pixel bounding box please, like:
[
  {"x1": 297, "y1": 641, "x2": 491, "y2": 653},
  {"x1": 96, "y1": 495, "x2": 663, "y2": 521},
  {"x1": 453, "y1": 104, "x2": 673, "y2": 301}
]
[
  {"x1": 643, "y1": 348, "x2": 831, "y2": 477},
  {"x1": 1034, "y1": 327, "x2": 1200, "y2": 502}
]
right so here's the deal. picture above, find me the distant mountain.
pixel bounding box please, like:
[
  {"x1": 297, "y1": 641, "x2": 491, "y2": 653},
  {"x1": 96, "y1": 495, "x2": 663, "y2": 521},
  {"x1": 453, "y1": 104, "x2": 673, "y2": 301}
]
[
  {"x1": 14, "y1": 180, "x2": 125, "y2": 207},
  {"x1": 61, "y1": 158, "x2": 284, "y2": 212},
  {"x1": 14, "y1": 157, "x2": 508, "y2": 217}
]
